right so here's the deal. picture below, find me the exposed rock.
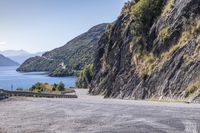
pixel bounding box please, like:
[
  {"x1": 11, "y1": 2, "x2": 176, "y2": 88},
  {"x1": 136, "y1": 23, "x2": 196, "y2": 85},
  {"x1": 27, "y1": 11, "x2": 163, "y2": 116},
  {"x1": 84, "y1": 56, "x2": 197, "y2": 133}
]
[{"x1": 90, "y1": 0, "x2": 200, "y2": 102}]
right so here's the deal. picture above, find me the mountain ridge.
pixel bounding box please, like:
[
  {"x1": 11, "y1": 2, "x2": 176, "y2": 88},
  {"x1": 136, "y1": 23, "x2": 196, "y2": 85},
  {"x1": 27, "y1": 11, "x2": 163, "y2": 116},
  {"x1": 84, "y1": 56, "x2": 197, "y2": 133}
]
[
  {"x1": 0, "y1": 54, "x2": 19, "y2": 66},
  {"x1": 0, "y1": 50, "x2": 44, "y2": 64},
  {"x1": 17, "y1": 23, "x2": 108, "y2": 76},
  {"x1": 0, "y1": 50, "x2": 30, "y2": 56}
]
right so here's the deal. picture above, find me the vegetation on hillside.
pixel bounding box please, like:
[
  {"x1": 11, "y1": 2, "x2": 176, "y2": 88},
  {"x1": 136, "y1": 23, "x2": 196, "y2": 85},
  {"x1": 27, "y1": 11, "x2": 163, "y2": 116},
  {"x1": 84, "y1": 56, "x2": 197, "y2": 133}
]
[
  {"x1": 185, "y1": 76, "x2": 200, "y2": 98},
  {"x1": 130, "y1": 0, "x2": 164, "y2": 47},
  {"x1": 129, "y1": 0, "x2": 164, "y2": 77},
  {"x1": 130, "y1": 1, "x2": 200, "y2": 79},
  {"x1": 76, "y1": 64, "x2": 94, "y2": 88},
  {"x1": 131, "y1": 0, "x2": 163, "y2": 37},
  {"x1": 17, "y1": 24, "x2": 108, "y2": 77},
  {"x1": 49, "y1": 66, "x2": 74, "y2": 77}
]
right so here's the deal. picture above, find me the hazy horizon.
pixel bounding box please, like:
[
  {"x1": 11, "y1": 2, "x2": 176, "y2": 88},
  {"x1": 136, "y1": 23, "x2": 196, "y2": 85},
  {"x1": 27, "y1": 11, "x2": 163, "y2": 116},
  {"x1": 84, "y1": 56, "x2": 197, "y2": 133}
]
[{"x1": 0, "y1": 0, "x2": 128, "y2": 53}]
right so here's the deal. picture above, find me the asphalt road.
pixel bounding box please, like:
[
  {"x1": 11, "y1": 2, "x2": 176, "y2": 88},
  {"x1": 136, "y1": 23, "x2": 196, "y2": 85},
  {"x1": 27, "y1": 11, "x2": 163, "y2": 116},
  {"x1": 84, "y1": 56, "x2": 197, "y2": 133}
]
[{"x1": 0, "y1": 89, "x2": 200, "y2": 133}]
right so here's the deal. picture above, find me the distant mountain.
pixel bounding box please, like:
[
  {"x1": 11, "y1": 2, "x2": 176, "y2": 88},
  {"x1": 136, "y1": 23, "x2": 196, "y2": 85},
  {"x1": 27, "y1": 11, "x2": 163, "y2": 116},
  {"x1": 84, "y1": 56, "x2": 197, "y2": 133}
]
[
  {"x1": 17, "y1": 23, "x2": 108, "y2": 76},
  {"x1": 0, "y1": 54, "x2": 19, "y2": 66},
  {"x1": 34, "y1": 52, "x2": 44, "y2": 56},
  {"x1": 0, "y1": 50, "x2": 44, "y2": 64},
  {"x1": 0, "y1": 50, "x2": 30, "y2": 57}
]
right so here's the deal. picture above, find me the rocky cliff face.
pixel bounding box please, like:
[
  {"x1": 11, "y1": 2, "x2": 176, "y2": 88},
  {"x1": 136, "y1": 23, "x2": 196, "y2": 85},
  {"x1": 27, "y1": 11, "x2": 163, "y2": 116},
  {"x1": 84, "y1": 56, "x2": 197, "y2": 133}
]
[
  {"x1": 17, "y1": 24, "x2": 108, "y2": 76},
  {"x1": 90, "y1": 0, "x2": 200, "y2": 102}
]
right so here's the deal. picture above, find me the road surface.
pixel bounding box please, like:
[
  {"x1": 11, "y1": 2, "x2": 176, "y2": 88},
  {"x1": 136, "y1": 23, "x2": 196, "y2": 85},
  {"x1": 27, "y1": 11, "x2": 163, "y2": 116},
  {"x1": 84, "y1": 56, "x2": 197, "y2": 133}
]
[{"x1": 0, "y1": 89, "x2": 200, "y2": 133}]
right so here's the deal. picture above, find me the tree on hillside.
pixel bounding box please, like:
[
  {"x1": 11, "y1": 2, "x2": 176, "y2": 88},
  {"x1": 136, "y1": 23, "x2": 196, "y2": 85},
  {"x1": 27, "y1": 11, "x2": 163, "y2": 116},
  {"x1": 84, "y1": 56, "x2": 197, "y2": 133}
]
[
  {"x1": 57, "y1": 82, "x2": 65, "y2": 91},
  {"x1": 76, "y1": 64, "x2": 94, "y2": 88}
]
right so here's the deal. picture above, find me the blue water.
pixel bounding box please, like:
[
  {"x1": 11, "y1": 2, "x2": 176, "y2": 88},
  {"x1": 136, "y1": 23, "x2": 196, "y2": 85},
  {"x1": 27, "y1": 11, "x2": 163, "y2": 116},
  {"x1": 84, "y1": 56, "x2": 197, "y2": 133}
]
[{"x1": 0, "y1": 66, "x2": 77, "y2": 90}]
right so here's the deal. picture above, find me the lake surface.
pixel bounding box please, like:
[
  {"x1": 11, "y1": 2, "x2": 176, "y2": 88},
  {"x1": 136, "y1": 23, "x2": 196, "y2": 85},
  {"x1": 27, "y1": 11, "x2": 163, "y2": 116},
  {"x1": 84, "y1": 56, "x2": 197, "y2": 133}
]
[{"x1": 0, "y1": 66, "x2": 77, "y2": 90}]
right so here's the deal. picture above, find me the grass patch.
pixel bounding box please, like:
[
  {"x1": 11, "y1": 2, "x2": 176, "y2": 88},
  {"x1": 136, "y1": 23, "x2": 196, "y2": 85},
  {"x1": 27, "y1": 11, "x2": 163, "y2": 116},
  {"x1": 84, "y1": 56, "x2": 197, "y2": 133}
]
[
  {"x1": 158, "y1": 26, "x2": 170, "y2": 43},
  {"x1": 133, "y1": 53, "x2": 157, "y2": 78},
  {"x1": 185, "y1": 77, "x2": 200, "y2": 98},
  {"x1": 162, "y1": 0, "x2": 175, "y2": 16}
]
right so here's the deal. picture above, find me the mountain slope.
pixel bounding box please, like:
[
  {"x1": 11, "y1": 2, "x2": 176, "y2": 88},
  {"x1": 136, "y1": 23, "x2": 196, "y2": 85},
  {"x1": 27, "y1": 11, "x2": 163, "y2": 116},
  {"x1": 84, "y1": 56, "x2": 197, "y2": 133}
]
[
  {"x1": 0, "y1": 50, "x2": 44, "y2": 64},
  {"x1": 90, "y1": 0, "x2": 200, "y2": 103},
  {"x1": 0, "y1": 50, "x2": 30, "y2": 57},
  {"x1": 0, "y1": 54, "x2": 19, "y2": 66},
  {"x1": 17, "y1": 23, "x2": 108, "y2": 76}
]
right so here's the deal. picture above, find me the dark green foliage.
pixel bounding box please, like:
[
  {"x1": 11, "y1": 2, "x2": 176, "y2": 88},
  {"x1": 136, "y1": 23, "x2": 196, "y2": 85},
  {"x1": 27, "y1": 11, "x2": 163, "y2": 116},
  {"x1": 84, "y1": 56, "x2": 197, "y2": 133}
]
[
  {"x1": 76, "y1": 64, "x2": 94, "y2": 88},
  {"x1": 52, "y1": 83, "x2": 58, "y2": 91},
  {"x1": 130, "y1": 0, "x2": 164, "y2": 53},
  {"x1": 49, "y1": 67, "x2": 74, "y2": 77},
  {"x1": 57, "y1": 82, "x2": 65, "y2": 91},
  {"x1": 16, "y1": 56, "x2": 57, "y2": 72},
  {"x1": 29, "y1": 82, "x2": 43, "y2": 92},
  {"x1": 131, "y1": 0, "x2": 163, "y2": 32}
]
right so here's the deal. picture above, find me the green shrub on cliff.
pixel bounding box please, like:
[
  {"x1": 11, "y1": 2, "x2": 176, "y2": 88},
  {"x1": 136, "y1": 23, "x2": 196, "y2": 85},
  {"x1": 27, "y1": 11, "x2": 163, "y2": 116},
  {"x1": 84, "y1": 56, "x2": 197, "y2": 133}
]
[
  {"x1": 131, "y1": 0, "x2": 163, "y2": 32},
  {"x1": 129, "y1": 0, "x2": 164, "y2": 77},
  {"x1": 185, "y1": 78, "x2": 200, "y2": 98},
  {"x1": 130, "y1": 0, "x2": 163, "y2": 54},
  {"x1": 76, "y1": 64, "x2": 94, "y2": 88}
]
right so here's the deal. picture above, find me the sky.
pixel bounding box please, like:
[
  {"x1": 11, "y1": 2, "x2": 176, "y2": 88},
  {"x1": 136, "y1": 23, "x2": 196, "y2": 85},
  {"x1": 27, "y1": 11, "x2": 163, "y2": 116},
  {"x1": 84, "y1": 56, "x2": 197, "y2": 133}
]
[{"x1": 0, "y1": 0, "x2": 128, "y2": 53}]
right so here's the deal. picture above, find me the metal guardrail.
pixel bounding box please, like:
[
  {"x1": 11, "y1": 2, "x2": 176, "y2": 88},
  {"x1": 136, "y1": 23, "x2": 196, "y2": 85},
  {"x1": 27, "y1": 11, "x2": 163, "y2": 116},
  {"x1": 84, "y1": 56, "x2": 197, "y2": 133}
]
[
  {"x1": 0, "y1": 90, "x2": 8, "y2": 100},
  {"x1": 0, "y1": 89, "x2": 78, "y2": 99}
]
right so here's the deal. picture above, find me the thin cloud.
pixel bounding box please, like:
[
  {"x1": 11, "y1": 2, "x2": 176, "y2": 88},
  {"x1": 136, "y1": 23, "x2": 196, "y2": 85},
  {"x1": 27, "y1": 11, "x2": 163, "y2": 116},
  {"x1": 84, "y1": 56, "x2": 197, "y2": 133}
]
[{"x1": 0, "y1": 41, "x2": 6, "y2": 45}]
